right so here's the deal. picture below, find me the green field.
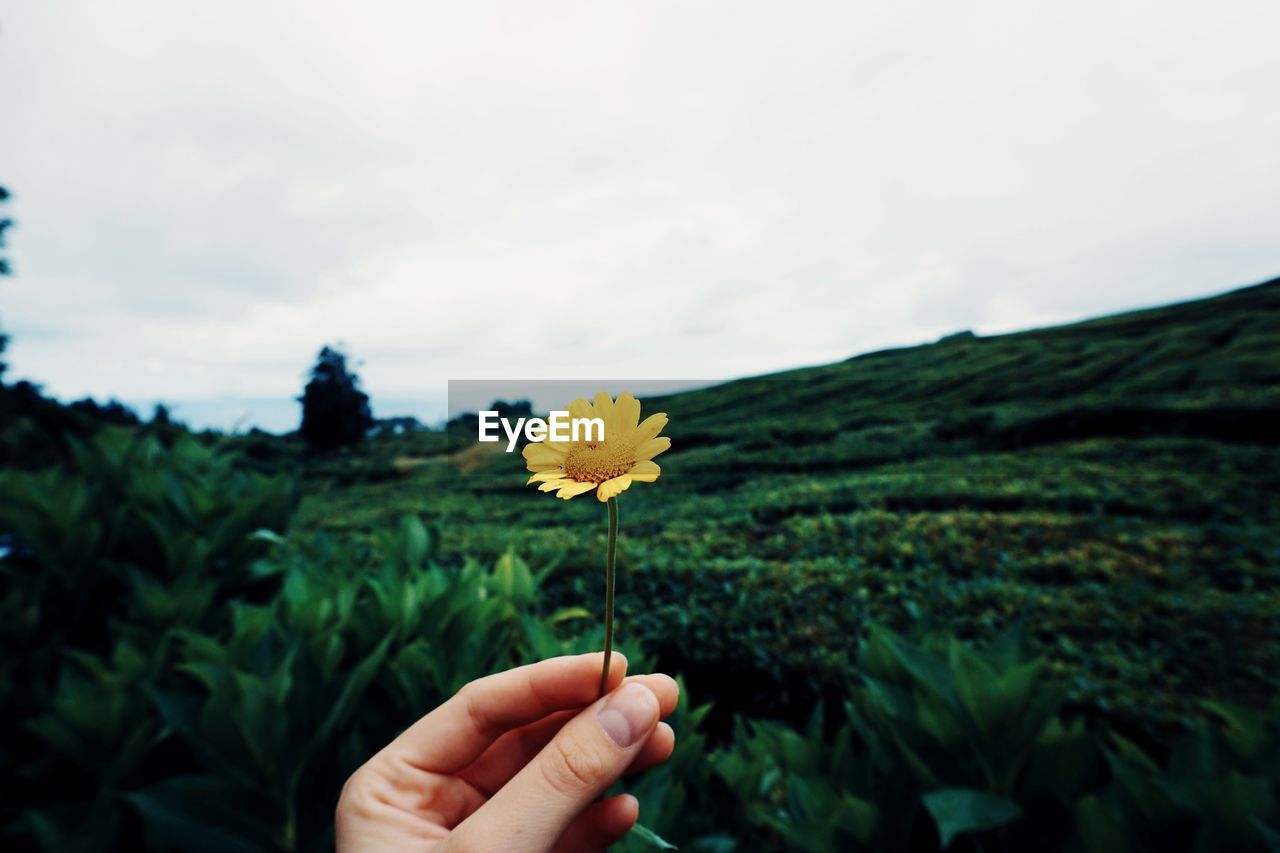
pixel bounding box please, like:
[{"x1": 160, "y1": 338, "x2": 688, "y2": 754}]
[
  {"x1": 3, "y1": 277, "x2": 1279, "y2": 851},
  {"x1": 299, "y1": 278, "x2": 1280, "y2": 730}
]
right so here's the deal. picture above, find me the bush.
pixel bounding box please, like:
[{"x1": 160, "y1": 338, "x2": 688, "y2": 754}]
[
  {"x1": 0, "y1": 431, "x2": 701, "y2": 850},
  {"x1": 3, "y1": 431, "x2": 1278, "y2": 851},
  {"x1": 715, "y1": 626, "x2": 1280, "y2": 852}
]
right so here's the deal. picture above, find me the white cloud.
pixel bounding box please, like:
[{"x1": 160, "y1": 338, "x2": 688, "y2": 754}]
[{"x1": 2, "y1": 0, "x2": 1278, "y2": 430}]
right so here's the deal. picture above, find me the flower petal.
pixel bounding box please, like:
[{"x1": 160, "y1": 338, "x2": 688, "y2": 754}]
[
  {"x1": 568, "y1": 397, "x2": 594, "y2": 422},
  {"x1": 557, "y1": 481, "x2": 597, "y2": 500},
  {"x1": 610, "y1": 392, "x2": 641, "y2": 437},
  {"x1": 592, "y1": 391, "x2": 614, "y2": 422},
  {"x1": 635, "y1": 436, "x2": 671, "y2": 461},
  {"x1": 523, "y1": 443, "x2": 567, "y2": 467},
  {"x1": 627, "y1": 460, "x2": 660, "y2": 482},
  {"x1": 596, "y1": 474, "x2": 633, "y2": 501},
  {"x1": 527, "y1": 469, "x2": 566, "y2": 484},
  {"x1": 633, "y1": 412, "x2": 668, "y2": 443}
]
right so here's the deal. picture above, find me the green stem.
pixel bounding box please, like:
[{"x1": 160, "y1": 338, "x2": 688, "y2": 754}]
[{"x1": 599, "y1": 496, "x2": 619, "y2": 697}]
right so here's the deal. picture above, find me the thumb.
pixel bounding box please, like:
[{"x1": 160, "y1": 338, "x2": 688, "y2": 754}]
[{"x1": 450, "y1": 681, "x2": 660, "y2": 852}]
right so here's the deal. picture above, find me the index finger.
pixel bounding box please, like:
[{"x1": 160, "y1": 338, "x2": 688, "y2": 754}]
[{"x1": 386, "y1": 652, "x2": 629, "y2": 773}]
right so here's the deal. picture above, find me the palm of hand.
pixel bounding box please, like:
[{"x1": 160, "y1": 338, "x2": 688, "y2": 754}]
[{"x1": 337, "y1": 653, "x2": 677, "y2": 853}]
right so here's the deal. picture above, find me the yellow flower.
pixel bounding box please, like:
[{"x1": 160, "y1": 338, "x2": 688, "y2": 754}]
[{"x1": 523, "y1": 391, "x2": 670, "y2": 501}]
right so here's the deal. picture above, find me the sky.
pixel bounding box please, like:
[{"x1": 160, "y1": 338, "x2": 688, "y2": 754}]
[{"x1": 2, "y1": 1, "x2": 1278, "y2": 432}]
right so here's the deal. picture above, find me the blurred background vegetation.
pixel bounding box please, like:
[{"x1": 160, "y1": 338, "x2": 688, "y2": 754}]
[{"x1": 2, "y1": 268, "x2": 1279, "y2": 850}]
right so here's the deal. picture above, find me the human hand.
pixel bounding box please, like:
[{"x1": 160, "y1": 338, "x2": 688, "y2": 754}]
[{"x1": 335, "y1": 652, "x2": 678, "y2": 852}]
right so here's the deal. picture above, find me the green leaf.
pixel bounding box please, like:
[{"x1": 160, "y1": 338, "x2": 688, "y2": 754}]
[
  {"x1": 880, "y1": 630, "x2": 955, "y2": 700},
  {"x1": 249, "y1": 528, "x2": 286, "y2": 545},
  {"x1": 318, "y1": 634, "x2": 393, "y2": 741},
  {"x1": 1253, "y1": 818, "x2": 1280, "y2": 853},
  {"x1": 1074, "y1": 795, "x2": 1132, "y2": 853},
  {"x1": 127, "y1": 775, "x2": 272, "y2": 852},
  {"x1": 922, "y1": 788, "x2": 1023, "y2": 848},
  {"x1": 630, "y1": 822, "x2": 679, "y2": 850},
  {"x1": 835, "y1": 791, "x2": 879, "y2": 843},
  {"x1": 950, "y1": 640, "x2": 999, "y2": 731},
  {"x1": 915, "y1": 686, "x2": 967, "y2": 748},
  {"x1": 400, "y1": 515, "x2": 430, "y2": 567},
  {"x1": 549, "y1": 606, "x2": 593, "y2": 624},
  {"x1": 1199, "y1": 699, "x2": 1271, "y2": 760},
  {"x1": 494, "y1": 549, "x2": 535, "y2": 603}
]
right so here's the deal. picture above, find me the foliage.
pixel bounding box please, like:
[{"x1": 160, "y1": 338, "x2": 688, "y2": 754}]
[
  {"x1": 298, "y1": 345, "x2": 374, "y2": 451},
  {"x1": 0, "y1": 429, "x2": 1277, "y2": 850},
  {"x1": 0, "y1": 431, "x2": 597, "y2": 849},
  {"x1": 299, "y1": 279, "x2": 1280, "y2": 732},
  {"x1": 713, "y1": 628, "x2": 1280, "y2": 851},
  {"x1": 4, "y1": 279, "x2": 1280, "y2": 850},
  {"x1": 282, "y1": 279, "x2": 1279, "y2": 848},
  {"x1": 1079, "y1": 700, "x2": 1280, "y2": 852},
  {"x1": 0, "y1": 380, "x2": 168, "y2": 471}
]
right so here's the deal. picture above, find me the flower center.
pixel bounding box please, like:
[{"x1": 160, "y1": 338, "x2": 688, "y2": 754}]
[{"x1": 562, "y1": 441, "x2": 636, "y2": 484}]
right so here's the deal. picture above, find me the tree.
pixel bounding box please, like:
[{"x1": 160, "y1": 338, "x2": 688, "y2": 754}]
[
  {"x1": 0, "y1": 185, "x2": 13, "y2": 382},
  {"x1": 68, "y1": 397, "x2": 141, "y2": 427},
  {"x1": 0, "y1": 185, "x2": 12, "y2": 278},
  {"x1": 298, "y1": 345, "x2": 373, "y2": 449}
]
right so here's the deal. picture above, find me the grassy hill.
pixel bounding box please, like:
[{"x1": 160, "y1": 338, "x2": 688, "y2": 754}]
[
  {"x1": 5, "y1": 276, "x2": 1279, "y2": 851},
  {"x1": 299, "y1": 276, "x2": 1280, "y2": 730}
]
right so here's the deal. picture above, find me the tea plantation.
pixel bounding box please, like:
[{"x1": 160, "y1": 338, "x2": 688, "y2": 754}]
[{"x1": 2, "y1": 277, "x2": 1278, "y2": 850}]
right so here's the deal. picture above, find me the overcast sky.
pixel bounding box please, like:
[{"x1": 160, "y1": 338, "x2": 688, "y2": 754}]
[{"x1": 2, "y1": 1, "x2": 1278, "y2": 431}]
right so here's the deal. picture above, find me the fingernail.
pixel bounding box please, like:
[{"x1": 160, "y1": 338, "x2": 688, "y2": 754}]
[{"x1": 597, "y1": 683, "x2": 657, "y2": 748}]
